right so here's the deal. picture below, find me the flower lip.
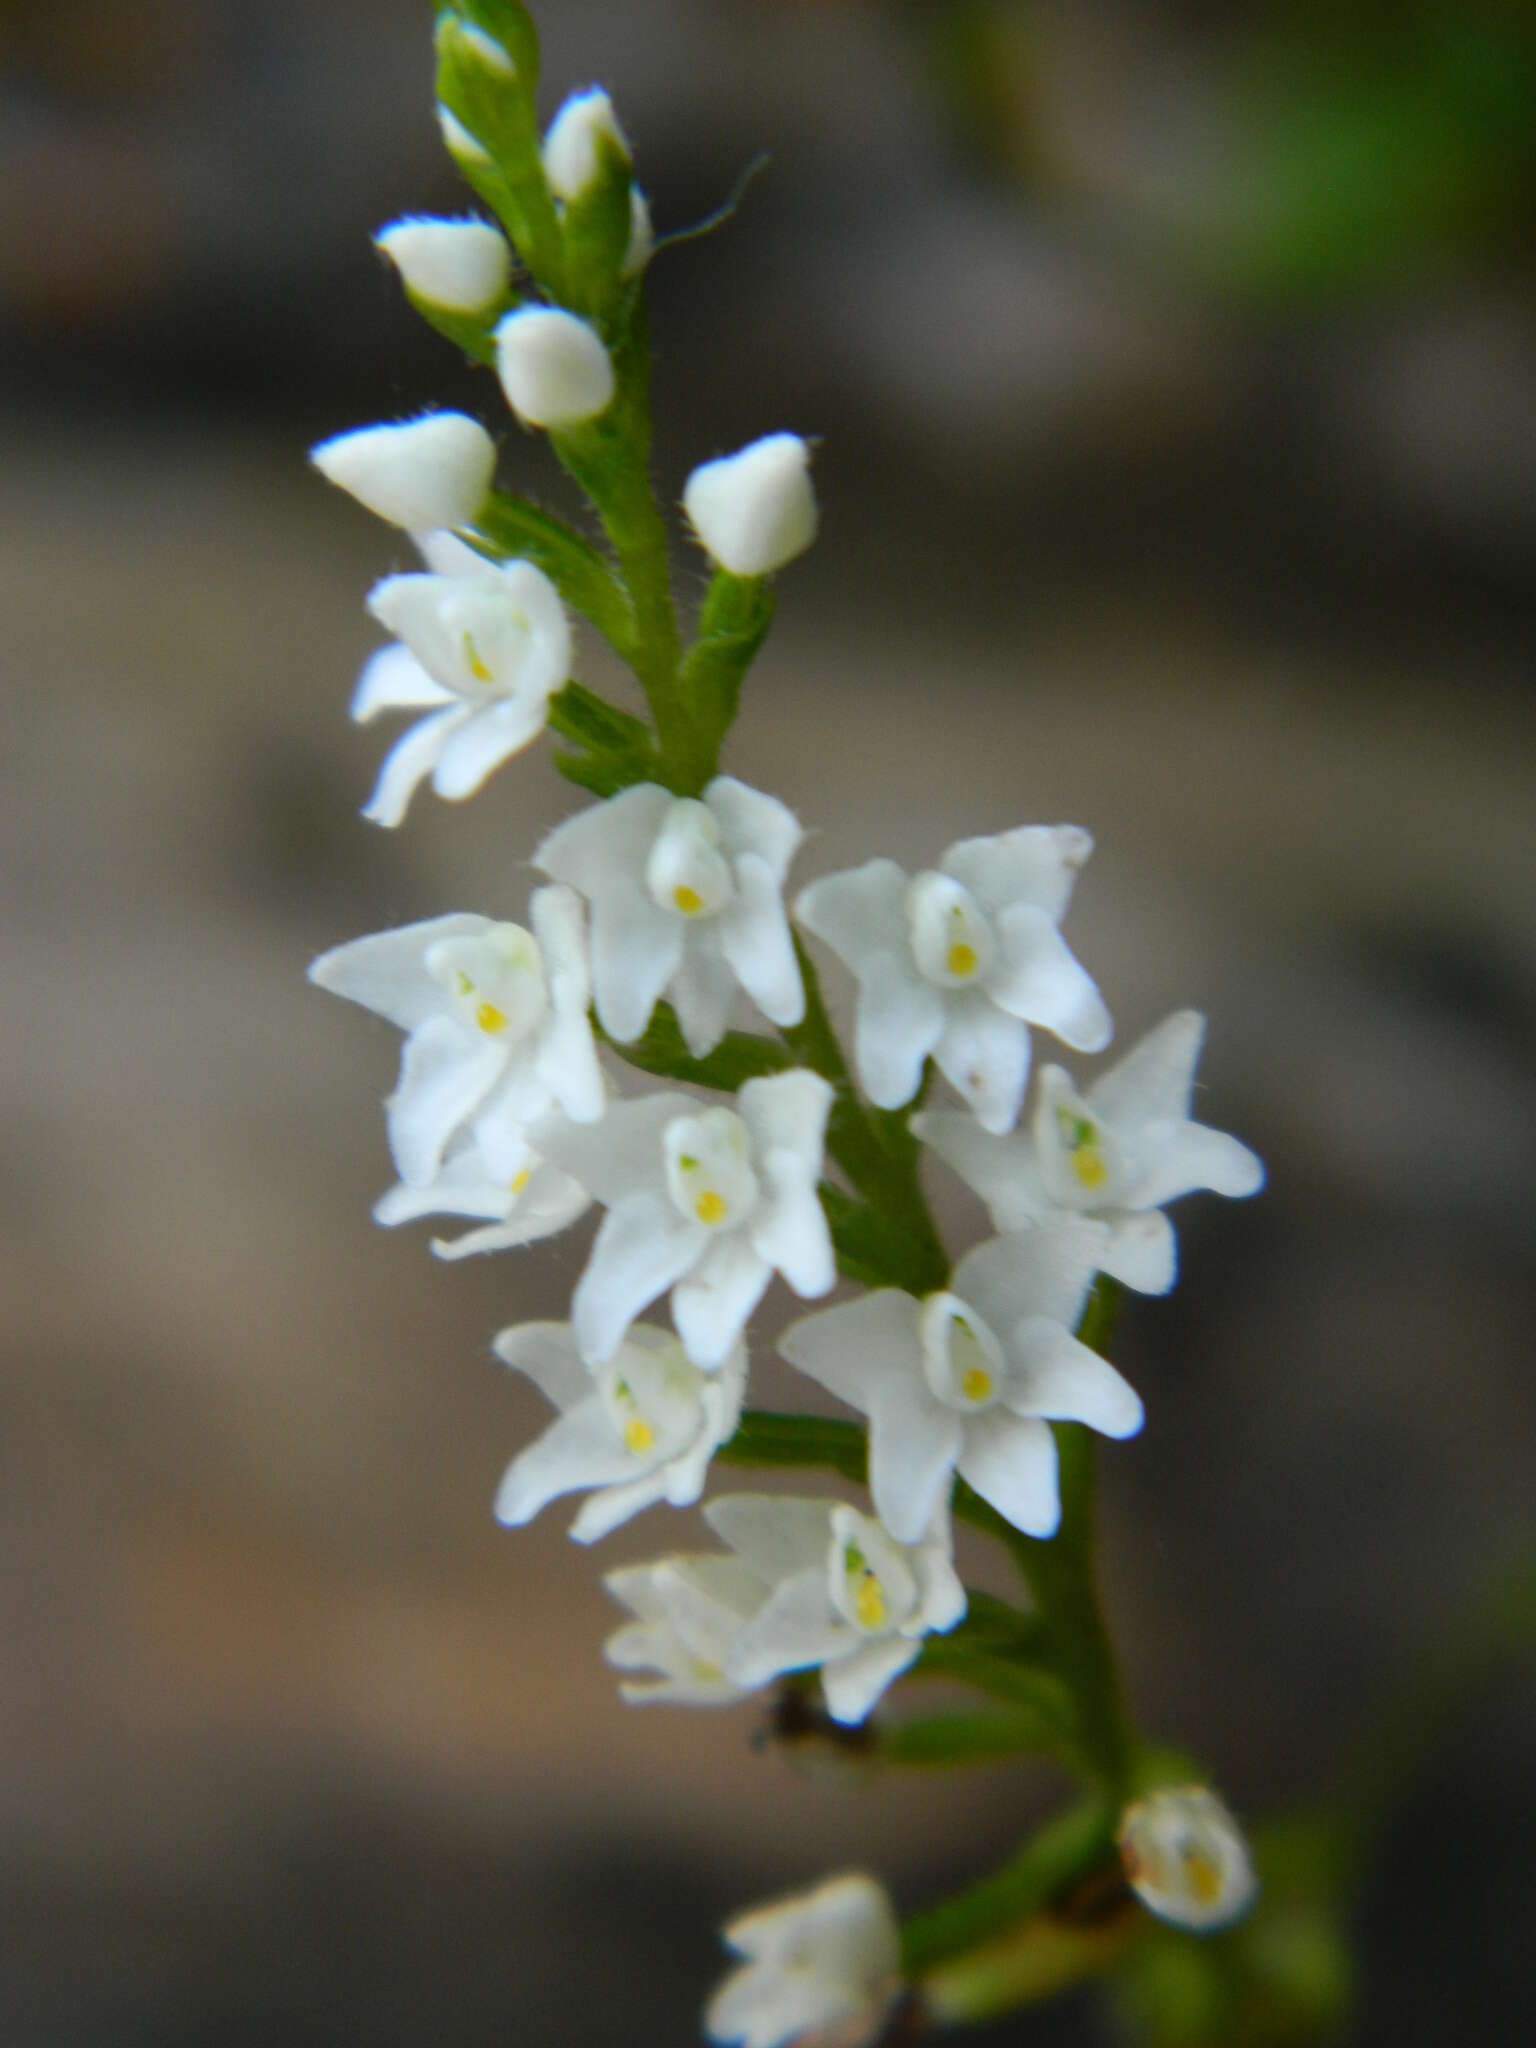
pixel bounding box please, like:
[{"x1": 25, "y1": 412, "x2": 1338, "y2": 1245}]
[
  {"x1": 919, "y1": 1291, "x2": 1007, "y2": 1411},
  {"x1": 424, "y1": 924, "x2": 548, "y2": 1041},
  {"x1": 906, "y1": 871, "x2": 997, "y2": 989},
  {"x1": 645, "y1": 797, "x2": 734, "y2": 920},
  {"x1": 663, "y1": 1108, "x2": 760, "y2": 1230}
]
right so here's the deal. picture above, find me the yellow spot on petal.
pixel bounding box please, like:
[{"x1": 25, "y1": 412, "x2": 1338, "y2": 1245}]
[
  {"x1": 1073, "y1": 1149, "x2": 1108, "y2": 1190},
  {"x1": 1184, "y1": 1849, "x2": 1223, "y2": 1907},
  {"x1": 476, "y1": 1000, "x2": 509, "y2": 1035},
  {"x1": 947, "y1": 941, "x2": 978, "y2": 978},
  {"x1": 509, "y1": 1168, "x2": 532, "y2": 1195},
  {"x1": 624, "y1": 1419, "x2": 655, "y2": 1455},
  {"x1": 695, "y1": 1190, "x2": 728, "y2": 1226},
  {"x1": 673, "y1": 885, "x2": 705, "y2": 916},
  {"x1": 462, "y1": 632, "x2": 493, "y2": 684},
  {"x1": 855, "y1": 1575, "x2": 888, "y2": 1629},
  {"x1": 961, "y1": 1366, "x2": 993, "y2": 1403}
]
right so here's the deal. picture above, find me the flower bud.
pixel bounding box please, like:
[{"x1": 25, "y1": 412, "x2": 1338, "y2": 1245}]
[
  {"x1": 543, "y1": 88, "x2": 631, "y2": 201},
  {"x1": 623, "y1": 187, "x2": 654, "y2": 279},
  {"x1": 683, "y1": 434, "x2": 818, "y2": 577},
  {"x1": 437, "y1": 106, "x2": 493, "y2": 168},
  {"x1": 311, "y1": 414, "x2": 497, "y2": 532},
  {"x1": 1117, "y1": 1785, "x2": 1258, "y2": 1932},
  {"x1": 495, "y1": 307, "x2": 616, "y2": 428},
  {"x1": 375, "y1": 216, "x2": 512, "y2": 313}
]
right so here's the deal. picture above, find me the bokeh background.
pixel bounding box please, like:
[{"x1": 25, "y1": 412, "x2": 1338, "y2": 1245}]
[{"x1": 2, "y1": 1, "x2": 1534, "y2": 2042}]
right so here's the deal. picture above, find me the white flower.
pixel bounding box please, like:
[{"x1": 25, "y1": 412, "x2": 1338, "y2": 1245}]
[
  {"x1": 375, "y1": 215, "x2": 512, "y2": 312},
  {"x1": 536, "y1": 1073, "x2": 835, "y2": 1369},
  {"x1": 543, "y1": 88, "x2": 631, "y2": 198},
  {"x1": 310, "y1": 413, "x2": 496, "y2": 532},
  {"x1": 706, "y1": 1873, "x2": 902, "y2": 2048},
  {"x1": 684, "y1": 435, "x2": 818, "y2": 578},
  {"x1": 495, "y1": 307, "x2": 616, "y2": 427},
  {"x1": 535, "y1": 778, "x2": 805, "y2": 1055},
  {"x1": 914, "y1": 1012, "x2": 1265, "y2": 1294},
  {"x1": 308, "y1": 888, "x2": 603, "y2": 1188},
  {"x1": 603, "y1": 1560, "x2": 760, "y2": 1707},
  {"x1": 702, "y1": 1494, "x2": 965, "y2": 1725},
  {"x1": 1117, "y1": 1785, "x2": 1258, "y2": 1932},
  {"x1": 352, "y1": 532, "x2": 570, "y2": 826},
  {"x1": 373, "y1": 1127, "x2": 588, "y2": 1261},
  {"x1": 781, "y1": 1222, "x2": 1142, "y2": 1543},
  {"x1": 796, "y1": 827, "x2": 1111, "y2": 1133},
  {"x1": 493, "y1": 1322, "x2": 747, "y2": 1543}
]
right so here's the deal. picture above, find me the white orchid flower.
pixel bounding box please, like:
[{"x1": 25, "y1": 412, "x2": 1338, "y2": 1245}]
[
  {"x1": 706, "y1": 1873, "x2": 902, "y2": 2048},
  {"x1": 699, "y1": 1494, "x2": 966, "y2": 1725},
  {"x1": 535, "y1": 1073, "x2": 835, "y2": 1369},
  {"x1": 603, "y1": 1559, "x2": 761, "y2": 1707},
  {"x1": 1117, "y1": 1785, "x2": 1259, "y2": 1932},
  {"x1": 493, "y1": 1322, "x2": 747, "y2": 1544},
  {"x1": 915, "y1": 1011, "x2": 1265, "y2": 1294},
  {"x1": 308, "y1": 888, "x2": 603, "y2": 1188},
  {"x1": 372, "y1": 1127, "x2": 588, "y2": 1260},
  {"x1": 535, "y1": 777, "x2": 805, "y2": 1056},
  {"x1": 351, "y1": 532, "x2": 570, "y2": 826},
  {"x1": 781, "y1": 1222, "x2": 1142, "y2": 1544},
  {"x1": 796, "y1": 825, "x2": 1110, "y2": 1133}
]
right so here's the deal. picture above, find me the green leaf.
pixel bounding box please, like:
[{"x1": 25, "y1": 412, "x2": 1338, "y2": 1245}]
[
  {"x1": 598, "y1": 1002, "x2": 793, "y2": 1093},
  {"x1": 545, "y1": 680, "x2": 650, "y2": 753},
  {"x1": 552, "y1": 748, "x2": 657, "y2": 799},
  {"x1": 471, "y1": 492, "x2": 635, "y2": 655},
  {"x1": 716, "y1": 1409, "x2": 867, "y2": 1487}
]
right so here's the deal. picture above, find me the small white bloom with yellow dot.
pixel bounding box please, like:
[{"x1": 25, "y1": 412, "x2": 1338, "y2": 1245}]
[
  {"x1": 706, "y1": 1873, "x2": 902, "y2": 2048},
  {"x1": 796, "y1": 826, "x2": 1111, "y2": 1133},
  {"x1": 535, "y1": 1072, "x2": 834, "y2": 1369},
  {"x1": 782, "y1": 1222, "x2": 1142, "y2": 1543},
  {"x1": 351, "y1": 532, "x2": 570, "y2": 826},
  {"x1": 307, "y1": 887, "x2": 603, "y2": 1189},
  {"x1": 372, "y1": 1126, "x2": 588, "y2": 1260},
  {"x1": 493, "y1": 1323, "x2": 747, "y2": 1544},
  {"x1": 535, "y1": 778, "x2": 806, "y2": 1056},
  {"x1": 915, "y1": 1011, "x2": 1265, "y2": 1293},
  {"x1": 1117, "y1": 1784, "x2": 1259, "y2": 1932},
  {"x1": 602, "y1": 1560, "x2": 760, "y2": 1707}
]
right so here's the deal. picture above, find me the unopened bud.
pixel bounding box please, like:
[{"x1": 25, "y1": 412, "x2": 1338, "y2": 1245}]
[
  {"x1": 375, "y1": 216, "x2": 512, "y2": 313},
  {"x1": 684, "y1": 434, "x2": 818, "y2": 577},
  {"x1": 1117, "y1": 1785, "x2": 1258, "y2": 1933},
  {"x1": 495, "y1": 307, "x2": 616, "y2": 428},
  {"x1": 543, "y1": 88, "x2": 631, "y2": 201},
  {"x1": 311, "y1": 413, "x2": 496, "y2": 532}
]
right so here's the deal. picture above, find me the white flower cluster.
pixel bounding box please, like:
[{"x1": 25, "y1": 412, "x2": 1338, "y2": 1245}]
[{"x1": 309, "y1": 16, "x2": 1265, "y2": 2037}]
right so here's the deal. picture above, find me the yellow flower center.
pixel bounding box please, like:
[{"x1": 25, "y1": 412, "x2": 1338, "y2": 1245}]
[
  {"x1": 476, "y1": 1000, "x2": 509, "y2": 1035},
  {"x1": 1072, "y1": 1148, "x2": 1108, "y2": 1190},
  {"x1": 461, "y1": 632, "x2": 493, "y2": 684},
  {"x1": 509, "y1": 1168, "x2": 532, "y2": 1195},
  {"x1": 961, "y1": 1366, "x2": 993, "y2": 1403},
  {"x1": 695, "y1": 1190, "x2": 728, "y2": 1226},
  {"x1": 673, "y1": 885, "x2": 705, "y2": 916},
  {"x1": 855, "y1": 1575, "x2": 888, "y2": 1629},
  {"x1": 624, "y1": 1419, "x2": 655, "y2": 1455},
  {"x1": 1184, "y1": 1848, "x2": 1223, "y2": 1906},
  {"x1": 947, "y1": 941, "x2": 978, "y2": 978}
]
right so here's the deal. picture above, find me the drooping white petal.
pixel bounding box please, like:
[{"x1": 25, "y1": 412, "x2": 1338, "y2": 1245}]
[
  {"x1": 989, "y1": 903, "x2": 1112, "y2": 1051},
  {"x1": 387, "y1": 1015, "x2": 506, "y2": 1185},
  {"x1": 311, "y1": 412, "x2": 496, "y2": 531},
  {"x1": 911, "y1": 1111, "x2": 1051, "y2": 1231},
  {"x1": 957, "y1": 1414, "x2": 1061, "y2": 1537},
  {"x1": 914, "y1": 1538, "x2": 968, "y2": 1634},
  {"x1": 855, "y1": 951, "x2": 947, "y2": 1110},
  {"x1": 672, "y1": 1232, "x2": 772, "y2": 1369},
  {"x1": 495, "y1": 307, "x2": 616, "y2": 428},
  {"x1": 1007, "y1": 1321, "x2": 1144, "y2": 1438},
  {"x1": 779, "y1": 1291, "x2": 919, "y2": 1414},
  {"x1": 493, "y1": 1399, "x2": 638, "y2": 1526},
  {"x1": 684, "y1": 434, "x2": 818, "y2": 578},
  {"x1": 429, "y1": 696, "x2": 550, "y2": 799},
  {"x1": 574, "y1": 1192, "x2": 708, "y2": 1364},
  {"x1": 492, "y1": 1319, "x2": 595, "y2": 1412},
  {"x1": 795, "y1": 860, "x2": 908, "y2": 977},
  {"x1": 308, "y1": 913, "x2": 491, "y2": 1032},
  {"x1": 932, "y1": 987, "x2": 1030, "y2": 1134},
  {"x1": 362, "y1": 704, "x2": 471, "y2": 827},
  {"x1": 940, "y1": 825, "x2": 1094, "y2": 923},
  {"x1": 669, "y1": 934, "x2": 738, "y2": 1057},
  {"x1": 867, "y1": 1378, "x2": 964, "y2": 1545},
  {"x1": 593, "y1": 883, "x2": 686, "y2": 1040},
  {"x1": 531, "y1": 1012, "x2": 605, "y2": 1126},
  {"x1": 726, "y1": 1567, "x2": 847, "y2": 1687},
  {"x1": 952, "y1": 1222, "x2": 1103, "y2": 1343},
  {"x1": 738, "y1": 1071, "x2": 832, "y2": 1172},
  {"x1": 1132, "y1": 1122, "x2": 1266, "y2": 1210},
  {"x1": 1088, "y1": 1009, "x2": 1205, "y2": 1131},
  {"x1": 822, "y1": 1637, "x2": 922, "y2": 1725},
  {"x1": 351, "y1": 643, "x2": 455, "y2": 722},
  {"x1": 432, "y1": 1166, "x2": 590, "y2": 1259},
  {"x1": 707, "y1": 1966, "x2": 864, "y2": 2048},
  {"x1": 717, "y1": 855, "x2": 805, "y2": 1026},
  {"x1": 1102, "y1": 1211, "x2": 1177, "y2": 1293},
  {"x1": 704, "y1": 1494, "x2": 835, "y2": 1587},
  {"x1": 706, "y1": 776, "x2": 804, "y2": 883}
]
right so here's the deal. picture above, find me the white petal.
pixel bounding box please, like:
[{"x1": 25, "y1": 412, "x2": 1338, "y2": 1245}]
[
  {"x1": 672, "y1": 1232, "x2": 772, "y2": 1369},
  {"x1": 570, "y1": 1471, "x2": 672, "y2": 1544},
  {"x1": 957, "y1": 1414, "x2": 1061, "y2": 1537},
  {"x1": 532, "y1": 1012, "x2": 605, "y2": 1125},
  {"x1": 387, "y1": 1015, "x2": 505, "y2": 1185},
  {"x1": 491, "y1": 1320, "x2": 593, "y2": 1410},
  {"x1": 593, "y1": 881, "x2": 685, "y2": 1041},
  {"x1": 574, "y1": 1192, "x2": 707, "y2": 1364},
  {"x1": 726, "y1": 1568, "x2": 848, "y2": 1686},
  {"x1": 1133, "y1": 1123, "x2": 1266, "y2": 1209},
  {"x1": 533, "y1": 1092, "x2": 693, "y2": 1206},
  {"x1": 1088, "y1": 1010, "x2": 1205, "y2": 1131},
  {"x1": 952, "y1": 1222, "x2": 1103, "y2": 1339},
  {"x1": 914, "y1": 1545, "x2": 968, "y2": 1634},
  {"x1": 932, "y1": 989, "x2": 1029, "y2": 1134},
  {"x1": 362, "y1": 704, "x2": 470, "y2": 827},
  {"x1": 910, "y1": 1112, "x2": 1051, "y2": 1231},
  {"x1": 495, "y1": 306, "x2": 616, "y2": 428},
  {"x1": 308, "y1": 913, "x2": 489, "y2": 1031},
  {"x1": 536, "y1": 784, "x2": 673, "y2": 890},
  {"x1": 940, "y1": 824, "x2": 1093, "y2": 922},
  {"x1": 683, "y1": 434, "x2": 818, "y2": 578},
  {"x1": 868, "y1": 1379, "x2": 963, "y2": 1545},
  {"x1": 543, "y1": 88, "x2": 630, "y2": 199},
  {"x1": 989, "y1": 904, "x2": 1111, "y2": 1051},
  {"x1": 707, "y1": 1968, "x2": 858, "y2": 2048},
  {"x1": 751, "y1": 1154, "x2": 835, "y2": 1299},
  {"x1": 493, "y1": 1400, "x2": 636, "y2": 1526},
  {"x1": 375, "y1": 215, "x2": 511, "y2": 313},
  {"x1": 1102, "y1": 1210, "x2": 1177, "y2": 1294},
  {"x1": 706, "y1": 777, "x2": 804, "y2": 882},
  {"x1": 855, "y1": 951, "x2": 947, "y2": 1110},
  {"x1": 704, "y1": 1495, "x2": 835, "y2": 1584},
  {"x1": 795, "y1": 859, "x2": 908, "y2": 977},
  {"x1": 415, "y1": 530, "x2": 486, "y2": 577},
  {"x1": 311, "y1": 413, "x2": 496, "y2": 531},
  {"x1": 1008, "y1": 1322, "x2": 1144, "y2": 1438},
  {"x1": 351, "y1": 643, "x2": 455, "y2": 722},
  {"x1": 670, "y1": 934, "x2": 738, "y2": 1057},
  {"x1": 822, "y1": 1638, "x2": 920, "y2": 1725},
  {"x1": 717, "y1": 855, "x2": 805, "y2": 1026},
  {"x1": 530, "y1": 882, "x2": 593, "y2": 1017},
  {"x1": 429, "y1": 696, "x2": 549, "y2": 800},
  {"x1": 738, "y1": 1070, "x2": 833, "y2": 1171},
  {"x1": 432, "y1": 1173, "x2": 590, "y2": 1258},
  {"x1": 373, "y1": 1148, "x2": 508, "y2": 1226},
  {"x1": 779, "y1": 1291, "x2": 918, "y2": 1414}
]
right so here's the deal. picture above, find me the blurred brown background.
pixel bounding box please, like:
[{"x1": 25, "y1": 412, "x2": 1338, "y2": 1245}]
[{"x1": 2, "y1": 2, "x2": 1534, "y2": 2042}]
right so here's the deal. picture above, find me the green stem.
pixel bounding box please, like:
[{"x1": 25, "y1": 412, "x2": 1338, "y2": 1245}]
[
  {"x1": 881, "y1": 1709, "x2": 1072, "y2": 1771},
  {"x1": 716, "y1": 1409, "x2": 867, "y2": 1487}
]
